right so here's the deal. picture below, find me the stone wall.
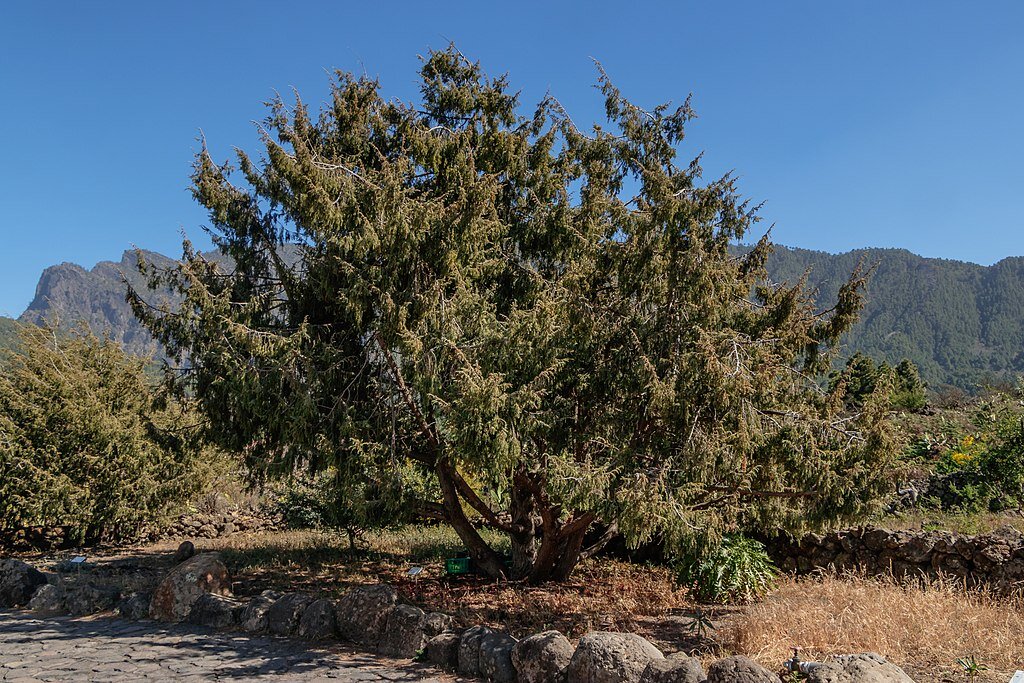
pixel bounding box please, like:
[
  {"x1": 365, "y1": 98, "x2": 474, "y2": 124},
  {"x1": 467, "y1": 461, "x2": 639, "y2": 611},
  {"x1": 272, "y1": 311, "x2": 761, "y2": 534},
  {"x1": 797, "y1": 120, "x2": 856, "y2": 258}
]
[{"x1": 769, "y1": 525, "x2": 1024, "y2": 593}]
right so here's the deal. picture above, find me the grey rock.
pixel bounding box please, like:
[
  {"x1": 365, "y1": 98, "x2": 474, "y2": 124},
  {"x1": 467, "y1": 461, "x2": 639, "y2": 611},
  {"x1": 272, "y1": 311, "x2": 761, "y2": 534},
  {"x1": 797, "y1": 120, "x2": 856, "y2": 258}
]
[
  {"x1": 426, "y1": 632, "x2": 461, "y2": 669},
  {"x1": 335, "y1": 584, "x2": 399, "y2": 647},
  {"x1": 297, "y1": 598, "x2": 338, "y2": 640},
  {"x1": 266, "y1": 592, "x2": 314, "y2": 636},
  {"x1": 512, "y1": 630, "x2": 575, "y2": 683},
  {"x1": 0, "y1": 558, "x2": 47, "y2": 607},
  {"x1": 149, "y1": 552, "x2": 231, "y2": 622},
  {"x1": 116, "y1": 592, "x2": 152, "y2": 620},
  {"x1": 379, "y1": 604, "x2": 428, "y2": 657},
  {"x1": 480, "y1": 631, "x2": 518, "y2": 683},
  {"x1": 459, "y1": 625, "x2": 495, "y2": 676},
  {"x1": 640, "y1": 653, "x2": 706, "y2": 683},
  {"x1": 187, "y1": 593, "x2": 243, "y2": 628},
  {"x1": 29, "y1": 583, "x2": 65, "y2": 614},
  {"x1": 806, "y1": 653, "x2": 914, "y2": 683},
  {"x1": 239, "y1": 590, "x2": 281, "y2": 632},
  {"x1": 423, "y1": 611, "x2": 456, "y2": 637},
  {"x1": 173, "y1": 540, "x2": 196, "y2": 563},
  {"x1": 566, "y1": 632, "x2": 664, "y2": 683},
  {"x1": 705, "y1": 656, "x2": 781, "y2": 683},
  {"x1": 64, "y1": 582, "x2": 121, "y2": 615}
]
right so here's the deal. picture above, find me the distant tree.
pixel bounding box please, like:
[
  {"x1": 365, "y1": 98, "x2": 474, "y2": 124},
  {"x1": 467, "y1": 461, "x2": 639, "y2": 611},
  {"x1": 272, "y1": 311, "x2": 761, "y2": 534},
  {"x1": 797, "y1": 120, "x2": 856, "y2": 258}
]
[
  {"x1": 830, "y1": 354, "x2": 926, "y2": 411},
  {"x1": 132, "y1": 47, "x2": 896, "y2": 582},
  {"x1": 892, "y1": 358, "x2": 927, "y2": 410},
  {"x1": 0, "y1": 323, "x2": 205, "y2": 545}
]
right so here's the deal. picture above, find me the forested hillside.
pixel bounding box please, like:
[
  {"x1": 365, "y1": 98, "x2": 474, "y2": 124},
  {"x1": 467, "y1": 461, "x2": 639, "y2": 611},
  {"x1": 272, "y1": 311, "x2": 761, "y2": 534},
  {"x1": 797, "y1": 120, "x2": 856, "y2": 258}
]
[
  {"x1": 9, "y1": 245, "x2": 1024, "y2": 391},
  {"x1": 763, "y1": 246, "x2": 1024, "y2": 390}
]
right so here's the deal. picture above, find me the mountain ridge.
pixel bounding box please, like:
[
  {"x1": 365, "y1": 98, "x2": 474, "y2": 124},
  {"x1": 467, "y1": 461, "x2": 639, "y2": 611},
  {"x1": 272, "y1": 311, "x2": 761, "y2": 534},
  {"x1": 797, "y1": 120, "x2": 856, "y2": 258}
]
[{"x1": 9, "y1": 244, "x2": 1024, "y2": 391}]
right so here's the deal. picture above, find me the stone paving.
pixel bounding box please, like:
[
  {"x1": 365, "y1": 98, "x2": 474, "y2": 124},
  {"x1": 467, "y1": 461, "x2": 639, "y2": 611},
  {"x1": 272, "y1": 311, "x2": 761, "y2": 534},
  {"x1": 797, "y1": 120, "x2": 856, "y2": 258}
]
[{"x1": 0, "y1": 610, "x2": 457, "y2": 682}]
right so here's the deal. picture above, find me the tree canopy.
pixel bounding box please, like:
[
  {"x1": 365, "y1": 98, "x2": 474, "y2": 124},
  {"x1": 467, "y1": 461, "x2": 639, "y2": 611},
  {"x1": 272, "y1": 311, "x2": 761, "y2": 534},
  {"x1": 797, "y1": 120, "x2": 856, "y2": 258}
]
[{"x1": 133, "y1": 47, "x2": 896, "y2": 581}]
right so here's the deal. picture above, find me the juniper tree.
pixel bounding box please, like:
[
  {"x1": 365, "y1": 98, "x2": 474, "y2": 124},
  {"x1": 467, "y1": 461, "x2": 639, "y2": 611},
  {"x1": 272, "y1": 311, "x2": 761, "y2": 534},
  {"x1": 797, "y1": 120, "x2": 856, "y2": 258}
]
[{"x1": 132, "y1": 47, "x2": 896, "y2": 582}]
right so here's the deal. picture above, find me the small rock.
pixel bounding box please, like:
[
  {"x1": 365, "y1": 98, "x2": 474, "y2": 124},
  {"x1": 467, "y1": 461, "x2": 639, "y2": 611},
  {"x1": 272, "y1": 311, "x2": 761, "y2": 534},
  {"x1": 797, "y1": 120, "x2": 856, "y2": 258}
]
[
  {"x1": 298, "y1": 598, "x2": 338, "y2": 640},
  {"x1": 116, "y1": 592, "x2": 152, "y2": 620},
  {"x1": 426, "y1": 632, "x2": 461, "y2": 669},
  {"x1": 173, "y1": 541, "x2": 196, "y2": 563},
  {"x1": 806, "y1": 653, "x2": 915, "y2": 683},
  {"x1": 459, "y1": 625, "x2": 495, "y2": 676},
  {"x1": 0, "y1": 559, "x2": 47, "y2": 607},
  {"x1": 187, "y1": 593, "x2": 243, "y2": 628},
  {"x1": 423, "y1": 611, "x2": 456, "y2": 637},
  {"x1": 705, "y1": 656, "x2": 781, "y2": 683},
  {"x1": 149, "y1": 553, "x2": 231, "y2": 622},
  {"x1": 512, "y1": 630, "x2": 577, "y2": 683},
  {"x1": 266, "y1": 592, "x2": 315, "y2": 636},
  {"x1": 480, "y1": 631, "x2": 518, "y2": 683},
  {"x1": 379, "y1": 604, "x2": 428, "y2": 657},
  {"x1": 640, "y1": 653, "x2": 706, "y2": 683},
  {"x1": 566, "y1": 632, "x2": 664, "y2": 683},
  {"x1": 239, "y1": 590, "x2": 281, "y2": 632},
  {"x1": 335, "y1": 584, "x2": 398, "y2": 647},
  {"x1": 29, "y1": 583, "x2": 65, "y2": 614}
]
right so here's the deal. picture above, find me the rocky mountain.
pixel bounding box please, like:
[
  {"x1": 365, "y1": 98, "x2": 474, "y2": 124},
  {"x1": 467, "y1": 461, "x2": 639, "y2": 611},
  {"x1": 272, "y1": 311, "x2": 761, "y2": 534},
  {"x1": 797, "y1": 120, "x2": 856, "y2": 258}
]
[{"x1": 10, "y1": 245, "x2": 1024, "y2": 391}]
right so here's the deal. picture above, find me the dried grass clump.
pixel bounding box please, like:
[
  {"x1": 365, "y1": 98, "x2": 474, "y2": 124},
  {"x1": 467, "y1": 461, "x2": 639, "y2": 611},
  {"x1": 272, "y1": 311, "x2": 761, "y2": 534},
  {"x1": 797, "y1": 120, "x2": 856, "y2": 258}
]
[{"x1": 725, "y1": 572, "x2": 1023, "y2": 682}]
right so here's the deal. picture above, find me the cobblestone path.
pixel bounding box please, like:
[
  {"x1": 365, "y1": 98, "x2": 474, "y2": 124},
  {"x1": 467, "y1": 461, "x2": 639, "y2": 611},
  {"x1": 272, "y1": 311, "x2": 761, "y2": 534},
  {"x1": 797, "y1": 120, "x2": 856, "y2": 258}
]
[{"x1": 0, "y1": 610, "x2": 456, "y2": 682}]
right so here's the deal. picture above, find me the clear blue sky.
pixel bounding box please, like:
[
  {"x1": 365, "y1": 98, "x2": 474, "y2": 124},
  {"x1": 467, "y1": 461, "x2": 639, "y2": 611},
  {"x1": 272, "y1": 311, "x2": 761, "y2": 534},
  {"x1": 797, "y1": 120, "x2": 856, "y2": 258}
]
[{"x1": 2, "y1": 1, "x2": 1023, "y2": 317}]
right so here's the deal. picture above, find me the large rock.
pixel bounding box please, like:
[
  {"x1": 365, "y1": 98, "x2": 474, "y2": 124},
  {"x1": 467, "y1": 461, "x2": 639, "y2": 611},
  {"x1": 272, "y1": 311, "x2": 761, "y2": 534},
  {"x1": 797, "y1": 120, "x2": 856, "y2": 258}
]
[
  {"x1": 378, "y1": 604, "x2": 428, "y2": 657},
  {"x1": 512, "y1": 630, "x2": 575, "y2": 683},
  {"x1": 116, "y1": 592, "x2": 152, "y2": 620},
  {"x1": 459, "y1": 625, "x2": 496, "y2": 676},
  {"x1": 640, "y1": 653, "x2": 706, "y2": 683},
  {"x1": 64, "y1": 582, "x2": 121, "y2": 615},
  {"x1": 149, "y1": 553, "x2": 231, "y2": 622},
  {"x1": 297, "y1": 598, "x2": 338, "y2": 641},
  {"x1": 480, "y1": 632, "x2": 518, "y2": 683},
  {"x1": 239, "y1": 590, "x2": 281, "y2": 632},
  {"x1": 566, "y1": 632, "x2": 664, "y2": 683},
  {"x1": 426, "y1": 632, "x2": 462, "y2": 669},
  {"x1": 187, "y1": 593, "x2": 243, "y2": 628},
  {"x1": 705, "y1": 656, "x2": 781, "y2": 683},
  {"x1": 266, "y1": 592, "x2": 314, "y2": 636},
  {"x1": 0, "y1": 559, "x2": 47, "y2": 607},
  {"x1": 806, "y1": 654, "x2": 915, "y2": 683},
  {"x1": 423, "y1": 611, "x2": 456, "y2": 637},
  {"x1": 335, "y1": 584, "x2": 398, "y2": 647}
]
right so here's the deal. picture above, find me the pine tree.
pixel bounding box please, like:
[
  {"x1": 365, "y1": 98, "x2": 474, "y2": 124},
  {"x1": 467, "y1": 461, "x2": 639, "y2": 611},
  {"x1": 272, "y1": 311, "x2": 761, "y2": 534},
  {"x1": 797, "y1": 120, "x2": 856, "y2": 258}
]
[{"x1": 131, "y1": 47, "x2": 896, "y2": 582}]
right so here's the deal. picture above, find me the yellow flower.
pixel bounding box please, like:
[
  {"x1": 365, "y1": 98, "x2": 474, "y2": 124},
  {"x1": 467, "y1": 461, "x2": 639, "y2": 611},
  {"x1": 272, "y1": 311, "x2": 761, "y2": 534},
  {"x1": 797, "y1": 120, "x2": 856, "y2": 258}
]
[
  {"x1": 961, "y1": 435, "x2": 975, "y2": 448},
  {"x1": 950, "y1": 451, "x2": 973, "y2": 465}
]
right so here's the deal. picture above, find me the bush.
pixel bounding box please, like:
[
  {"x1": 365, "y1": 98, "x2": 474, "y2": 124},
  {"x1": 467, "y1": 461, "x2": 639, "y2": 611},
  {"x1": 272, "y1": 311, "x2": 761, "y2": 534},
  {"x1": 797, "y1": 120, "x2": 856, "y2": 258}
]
[
  {"x1": 0, "y1": 323, "x2": 207, "y2": 545},
  {"x1": 676, "y1": 534, "x2": 779, "y2": 603}
]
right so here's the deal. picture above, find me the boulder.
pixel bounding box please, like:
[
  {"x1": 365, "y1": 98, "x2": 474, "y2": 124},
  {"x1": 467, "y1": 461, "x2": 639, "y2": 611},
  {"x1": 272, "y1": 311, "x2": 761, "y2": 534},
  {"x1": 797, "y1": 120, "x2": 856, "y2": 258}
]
[
  {"x1": 378, "y1": 604, "x2": 428, "y2": 657},
  {"x1": 0, "y1": 558, "x2": 47, "y2": 607},
  {"x1": 297, "y1": 598, "x2": 338, "y2": 641},
  {"x1": 459, "y1": 625, "x2": 496, "y2": 676},
  {"x1": 806, "y1": 653, "x2": 914, "y2": 683},
  {"x1": 335, "y1": 584, "x2": 398, "y2": 647},
  {"x1": 480, "y1": 631, "x2": 518, "y2": 683},
  {"x1": 705, "y1": 656, "x2": 781, "y2": 683},
  {"x1": 239, "y1": 590, "x2": 281, "y2": 632},
  {"x1": 116, "y1": 592, "x2": 152, "y2": 620},
  {"x1": 172, "y1": 540, "x2": 196, "y2": 563},
  {"x1": 426, "y1": 632, "x2": 461, "y2": 669},
  {"x1": 64, "y1": 582, "x2": 120, "y2": 615},
  {"x1": 640, "y1": 653, "x2": 706, "y2": 683},
  {"x1": 187, "y1": 593, "x2": 244, "y2": 628},
  {"x1": 566, "y1": 632, "x2": 664, "y2": 683},
  {"x1": 424, "y1": 611, "x2": 456, "y2": 637},
  {"x1": 29, "y1": 583, "x2": 65, "y2": 614},
  {"x1": 512, "y1": 630, "x2": 575, "y2": 683},
  {"x1": 266, "y1": 592, "x2": 314, "y2": 636},
  {"x1": 149, "y1": 553, "x2": 231, "y2": 622}
]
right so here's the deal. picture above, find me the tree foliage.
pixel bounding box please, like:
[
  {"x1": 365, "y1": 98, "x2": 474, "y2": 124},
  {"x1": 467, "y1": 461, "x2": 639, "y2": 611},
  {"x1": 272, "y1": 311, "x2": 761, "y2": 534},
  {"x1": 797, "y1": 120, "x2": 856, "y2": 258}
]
[
  {"x1": 829, "y1": 353, "x2": 927, "y2": 410},
  {"x1": 0, "y1": 323, "x2": 206, "y2": 545},
  {"x1": 132, "y1": 47, "x2": 896, "y2": 581}
]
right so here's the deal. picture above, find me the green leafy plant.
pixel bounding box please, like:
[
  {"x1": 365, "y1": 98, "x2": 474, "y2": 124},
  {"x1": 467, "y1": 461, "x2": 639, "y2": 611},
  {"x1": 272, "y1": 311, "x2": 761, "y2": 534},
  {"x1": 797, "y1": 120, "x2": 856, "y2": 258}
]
[
  {"x1": 956, "y1": 654, "x2": 988, "y2": 683},
  {"x1": 684, "y1": 608, "x2": 716, "y2": 639},
  {"x1": 676, "y1": 535, "x2": 779, "y2": 603}
]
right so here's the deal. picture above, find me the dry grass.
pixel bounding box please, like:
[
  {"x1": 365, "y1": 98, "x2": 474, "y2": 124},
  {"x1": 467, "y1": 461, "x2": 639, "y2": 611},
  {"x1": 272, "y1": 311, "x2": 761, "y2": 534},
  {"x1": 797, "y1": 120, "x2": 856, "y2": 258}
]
[
  {"x1": 872, "y1": 509, "x2": 1024, "y2": 535},
  {"x1": 725, "y1": 573, "x2": 1024, "y2": 682}
]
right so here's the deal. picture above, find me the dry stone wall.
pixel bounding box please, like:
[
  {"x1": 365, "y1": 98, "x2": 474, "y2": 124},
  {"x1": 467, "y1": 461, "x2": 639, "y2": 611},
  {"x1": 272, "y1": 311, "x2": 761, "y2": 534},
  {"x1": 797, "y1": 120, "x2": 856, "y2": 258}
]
[{"x1": 769, "y1": 525, "x2": 1024, "y2": 593}]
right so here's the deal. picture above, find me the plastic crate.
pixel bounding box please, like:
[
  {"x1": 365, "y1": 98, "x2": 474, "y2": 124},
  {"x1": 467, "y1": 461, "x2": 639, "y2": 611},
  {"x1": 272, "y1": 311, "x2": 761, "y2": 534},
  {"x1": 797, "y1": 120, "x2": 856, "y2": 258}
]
[{"x1": 445, "y1": 556, "x2": 471, "y2": 575}]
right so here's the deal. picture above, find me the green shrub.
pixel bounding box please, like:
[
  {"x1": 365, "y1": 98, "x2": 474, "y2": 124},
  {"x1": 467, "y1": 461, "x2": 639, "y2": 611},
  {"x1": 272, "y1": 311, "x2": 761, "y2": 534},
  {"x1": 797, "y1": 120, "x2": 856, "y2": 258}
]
[
  {"x1": 0, "y1": 323, "x2": 206, "y2": 545},
  {"x1": 676, "y1": 534, "x2": 779, "y2": 603}
]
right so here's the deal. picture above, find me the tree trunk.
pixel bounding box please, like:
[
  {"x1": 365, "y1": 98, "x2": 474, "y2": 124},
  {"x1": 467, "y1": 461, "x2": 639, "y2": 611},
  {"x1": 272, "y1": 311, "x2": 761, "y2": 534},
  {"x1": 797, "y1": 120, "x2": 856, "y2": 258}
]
[{"x1": 435, "y1": 460, "x2": 509, "y2": 579}]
